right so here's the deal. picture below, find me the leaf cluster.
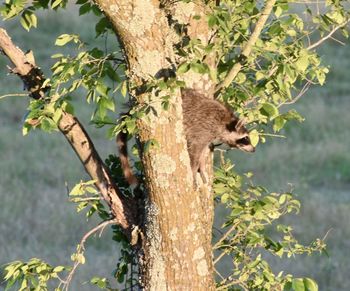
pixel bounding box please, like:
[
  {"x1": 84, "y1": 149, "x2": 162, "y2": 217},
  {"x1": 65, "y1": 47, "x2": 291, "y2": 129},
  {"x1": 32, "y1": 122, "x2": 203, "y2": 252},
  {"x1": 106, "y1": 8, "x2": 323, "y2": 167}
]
[
  {"x1": 214, "y1": 160, "x2": 326, "y2": 290},
  {"x1": 2, "y1": 259, "x2": 67, "y2": 291}
]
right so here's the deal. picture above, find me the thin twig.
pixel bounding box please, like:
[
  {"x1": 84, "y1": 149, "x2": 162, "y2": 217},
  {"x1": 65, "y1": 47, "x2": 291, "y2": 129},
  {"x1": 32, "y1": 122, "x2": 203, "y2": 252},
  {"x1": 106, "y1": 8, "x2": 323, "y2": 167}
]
[
  {"x1": 214, "y1": 242, "x2": 239, "y2": 265},
  {"x1": 322, "y1": 228, "x2": 332, "y2": 241},
  {"x1": 214, "y1": 267, "x2": 225, "y2": 280},
  {"x1": 0, "y1": 93, "x2": 28, "y2": 100},
  {"x1": 213, "y1": 221, "x2": 240, "y2": 249},
  {"x1": 214, "y1": 251, "x2": 227, "y2": 265},
  {"x1": 329, "y1": 35, "x2": 346, "y2": 46},
  {"x1": 61, "y1": 219, "x2": 117, "y2": 291},
  {"x1": 69, "y1": 197, "x2": 102, "y2": 202},
  {"x1": 259, "y1": 132, "x2": 286, "y2": 138},
  {"x1": 307, "y1": 20, "x2": 350, "y2": 50},
  {"x1": 217, "y1": 278, "x2": 249, "y2": 291},
  {"x1": 289, "y1": 1, "x2": 326, "y2": 3},
  {"x1": 278, "y1": 81, "x2": 311, "y2": 108},
  {"x1": 216, "y1": 0, "x2": 277, "y2": 92}
]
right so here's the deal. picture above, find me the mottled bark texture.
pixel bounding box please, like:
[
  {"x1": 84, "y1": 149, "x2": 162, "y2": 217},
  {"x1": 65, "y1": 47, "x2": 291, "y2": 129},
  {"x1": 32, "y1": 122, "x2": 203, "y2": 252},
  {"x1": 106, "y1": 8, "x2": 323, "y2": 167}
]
[{"x1": 94, "y1": 0, "x2": 216, "y2": 289}]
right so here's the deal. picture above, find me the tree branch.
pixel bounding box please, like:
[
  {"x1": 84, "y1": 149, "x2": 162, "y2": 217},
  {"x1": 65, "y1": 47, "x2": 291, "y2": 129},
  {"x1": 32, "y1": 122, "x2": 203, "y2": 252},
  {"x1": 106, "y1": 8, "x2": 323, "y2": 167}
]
[
  {"x1": 0, "y1": 29, "x2": 49, "y2": 99},
  {"x1": 0, "y1": 93, "x2": 28, "y2": 100},
  {"x1": 60, "y1": 218, "x2": 118, "y2": 291},
  {"x1": 215, "y1": 0, "x2": 277, "y2": 92},
  {"x1": 307, "y1": 20, "x2": 350, "y2": 50},
  {"x1": 0, "y1": 27, "x2": 137, "y2": 239}
]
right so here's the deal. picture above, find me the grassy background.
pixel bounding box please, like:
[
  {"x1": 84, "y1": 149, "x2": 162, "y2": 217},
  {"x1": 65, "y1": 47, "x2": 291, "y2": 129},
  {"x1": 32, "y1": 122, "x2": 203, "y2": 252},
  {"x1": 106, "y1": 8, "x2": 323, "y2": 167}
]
[{"x1": 0, "y1": 8, "x2": 350, "y2": 291}]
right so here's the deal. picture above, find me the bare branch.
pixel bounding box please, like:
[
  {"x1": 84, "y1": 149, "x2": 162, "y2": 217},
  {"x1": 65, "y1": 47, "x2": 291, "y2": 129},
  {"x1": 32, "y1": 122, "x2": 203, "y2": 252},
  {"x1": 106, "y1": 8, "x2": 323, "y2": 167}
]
[
  {"x1": 0, "y1": 93, "x2": 28, "y2": 100},
  {"x1": 213, "y1": 221, "x2": 240, "y2": 249},
  {"x1": 278, "y1": 81, "x2": 311, "y2": 108},
  {"x1": 307, "y1": 20, "x2": 350, "y2": 50},
  {"x1": 329, "y1": 35, "x2": 346, "y2": 46},
  {"x1": 216, "y1": 0, "x2": 277, "y2": 92},
  {"x1": 60, "y1": 219, "x2": 117, "y2": 291},
  {"x1": 0, "y1": 27, "x2": 137, "y2": 238}
]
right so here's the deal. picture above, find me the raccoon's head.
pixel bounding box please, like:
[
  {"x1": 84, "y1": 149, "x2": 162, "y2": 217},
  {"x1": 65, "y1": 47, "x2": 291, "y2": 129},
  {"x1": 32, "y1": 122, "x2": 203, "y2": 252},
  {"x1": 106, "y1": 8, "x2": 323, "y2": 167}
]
[{"x1": 221, "y1": 117, "x2": 255, "y2": 153}]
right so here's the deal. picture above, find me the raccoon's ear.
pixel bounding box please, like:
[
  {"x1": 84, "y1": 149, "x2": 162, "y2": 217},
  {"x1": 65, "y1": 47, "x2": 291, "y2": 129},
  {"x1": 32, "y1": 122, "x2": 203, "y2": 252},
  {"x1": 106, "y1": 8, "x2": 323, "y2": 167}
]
[{"x1": 226, "y1": 119, "x2": 239, "y2": 132}]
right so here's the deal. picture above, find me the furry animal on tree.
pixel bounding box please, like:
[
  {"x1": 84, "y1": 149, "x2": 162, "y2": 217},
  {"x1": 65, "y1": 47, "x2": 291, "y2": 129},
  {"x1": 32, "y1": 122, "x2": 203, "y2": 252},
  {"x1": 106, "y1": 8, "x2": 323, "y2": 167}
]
[
  {"x1": 116, "y1": 89, "x2": 255, "y2": 186},
  {"x1": 181, "y1": 89, "x2": 255, "y2": 184}
]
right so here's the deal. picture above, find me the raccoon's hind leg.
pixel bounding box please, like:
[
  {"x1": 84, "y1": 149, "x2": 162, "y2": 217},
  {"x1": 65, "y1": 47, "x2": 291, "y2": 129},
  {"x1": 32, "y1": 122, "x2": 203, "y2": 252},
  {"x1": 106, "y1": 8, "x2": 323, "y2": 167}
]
[{"x1": 198, "y1": 146, "x2": 210, "y2": 184}]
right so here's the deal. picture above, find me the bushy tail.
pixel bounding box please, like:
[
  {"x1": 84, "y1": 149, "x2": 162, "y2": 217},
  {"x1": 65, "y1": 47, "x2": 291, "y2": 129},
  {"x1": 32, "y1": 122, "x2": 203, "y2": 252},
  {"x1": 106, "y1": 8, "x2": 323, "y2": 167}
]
[{"x1": 116, "y1": 131, "x2": 139, "y2": 186}]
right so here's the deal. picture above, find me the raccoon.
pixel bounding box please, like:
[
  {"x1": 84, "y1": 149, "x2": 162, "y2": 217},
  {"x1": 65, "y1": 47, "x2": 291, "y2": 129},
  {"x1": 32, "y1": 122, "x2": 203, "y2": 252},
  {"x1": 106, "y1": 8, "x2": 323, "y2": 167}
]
[
  {"x1": 116, "y1": 89, "x2": 255, "y2": 186},
  {"x1": 181, "y1": 89, "x2": 255, "y2": 183}
]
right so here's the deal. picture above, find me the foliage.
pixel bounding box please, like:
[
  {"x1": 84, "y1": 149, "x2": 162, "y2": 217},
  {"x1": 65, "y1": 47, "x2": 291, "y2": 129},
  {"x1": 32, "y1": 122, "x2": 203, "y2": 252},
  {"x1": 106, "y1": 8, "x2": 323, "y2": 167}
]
[
  {"x1": 0, "y1": 0, "x2": 349, "y2": 290},
  {"x1": 2, "y1": 259, "x2": 67, "y2": 291},
  {"x1": 213, "y1": 159, "x2": 325, "y2": 290},
  {"x1": 1, "y1": 158, "x2": 136, "y2": 291}
]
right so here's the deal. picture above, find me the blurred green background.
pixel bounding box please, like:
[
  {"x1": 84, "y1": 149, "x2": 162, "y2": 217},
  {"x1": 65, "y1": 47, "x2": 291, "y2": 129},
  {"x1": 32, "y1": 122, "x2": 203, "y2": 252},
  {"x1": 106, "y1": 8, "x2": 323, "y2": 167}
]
[{"x1": 0, "y1": 9, "x2": 349, "y2": 291}]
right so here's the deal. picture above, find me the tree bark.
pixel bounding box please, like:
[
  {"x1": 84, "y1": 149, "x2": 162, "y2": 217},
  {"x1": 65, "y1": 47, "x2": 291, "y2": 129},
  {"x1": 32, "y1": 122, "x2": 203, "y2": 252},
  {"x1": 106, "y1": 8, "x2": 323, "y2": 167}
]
[
  {"x1": 1, "y1": 0, "x2": 217, "y2": 288},
  {"x1": 95, "y1": 0, "x2": 216, "y2": 289}
]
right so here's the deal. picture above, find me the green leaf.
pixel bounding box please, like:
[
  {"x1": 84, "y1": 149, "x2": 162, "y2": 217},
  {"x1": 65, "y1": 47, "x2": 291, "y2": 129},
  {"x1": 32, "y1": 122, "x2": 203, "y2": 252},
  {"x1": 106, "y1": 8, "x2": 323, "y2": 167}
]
[
  {"x1": 20, "y1": 15, "x2": 29, "y2": 31},
  {"x1": 121, "y1": 81, "x2": 128, "y2": 97},
  {"x1": 55, "y1": 34, "x2": 77, "y2": 46},
  {"x1": 79, "y1": 2, "x2": 91, "y2": 15},
  {"x1": 283, "y1": 109, "x2": 304, "y2": 122},
  {"x1": 303, "y1": 278, "x2": 318, "y2": 291},
  {"x1": 292, "y1": 278, "x2": 306, "y2": 291},
  {"x1": 249, "y1": 129, "x2": 259, "y2": 147},
  {"x1": 100, "y1": 97, "x2": 115, "y2": 112},
  {"x1": 95, "y1": 17, "x2": 112, "y2": 36},
  {"x1": 51, "y1": 0, "x2": 63, "y2": 9},
  {"x1": 274, "y1": 6, "x2": 283, "y2": 18},
  {"x1": 91, "y1": 277, "x2": 108, "y2": 289},
  {"x1": 261, "y1": 102, "x2": 279, "y2": 119},
  {"x1": 190, "y1": 62, "x2": 208, "y2": 74},
  {"x1": 221, "y1": 193, "x2": 230, "y2": 203},
  {"x1": 235, "y1": 72, "x2": 246, "y2": 84},
  {"x1": 295, "y1": 55, "x2": 309, "y2": 72},
  {"x1": 256, "y1": 71, "x2": 265, "y2": 81},
  {"x1": 177, "y1": 62, "x2": 190, "y2": 74},
  {"x1": 207, "y1": 15, "x2": 217, "y2": 27},
  {"x1": 273, "y1": 116, "x2": 286, "y2": 132},
  {"x1": 53, "y1": 266, "x2": 65, "y2": 272},
  {"x1": 22, "y1": 123, "x2": 32, "y2": 136},
  {"x1": 40, "y1": 118, "x2": 57, "y2": 132}
]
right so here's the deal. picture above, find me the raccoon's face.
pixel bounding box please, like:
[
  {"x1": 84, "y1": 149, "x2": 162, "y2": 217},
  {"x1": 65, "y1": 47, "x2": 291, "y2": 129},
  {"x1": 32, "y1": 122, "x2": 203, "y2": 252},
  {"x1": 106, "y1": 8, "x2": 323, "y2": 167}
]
[{"x1": 221, "y1": 118, "x2": 255, "y2": 153}]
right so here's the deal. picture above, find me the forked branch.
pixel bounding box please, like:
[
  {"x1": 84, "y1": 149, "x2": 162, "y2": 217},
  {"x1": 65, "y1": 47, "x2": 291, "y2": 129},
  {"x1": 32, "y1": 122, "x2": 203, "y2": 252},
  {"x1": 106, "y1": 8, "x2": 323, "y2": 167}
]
[
  {"x1": 60, "y1": 218, "x2": 118, "y2": 291},
  {"x1": 0, "y1": 27, "x2": 137, "y2": 239},
  {"x1": 307, "y1": 19, "x2": 350, "y2": 50}
]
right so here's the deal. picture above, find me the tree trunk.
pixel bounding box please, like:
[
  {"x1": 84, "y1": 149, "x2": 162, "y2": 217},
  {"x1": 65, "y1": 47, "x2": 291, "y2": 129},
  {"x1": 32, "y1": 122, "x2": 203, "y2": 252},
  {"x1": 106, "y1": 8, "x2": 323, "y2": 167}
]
[{"x1": 95, "y1": 0, "x2": 216, "y2": 289}]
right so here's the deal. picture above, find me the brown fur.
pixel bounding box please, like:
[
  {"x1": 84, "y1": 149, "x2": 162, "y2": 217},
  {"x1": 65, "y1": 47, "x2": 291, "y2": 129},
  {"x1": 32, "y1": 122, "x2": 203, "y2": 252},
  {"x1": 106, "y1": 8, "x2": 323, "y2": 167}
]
[
  {"x1": 181, "y1": 89, "x2": 254, "y2": 183},
  {"x1": 116, "y1": 131, "x2": 139, "y2": 186},
  {"x1": 116, "y1": 89, "x2": 254, "y2": 186}
]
